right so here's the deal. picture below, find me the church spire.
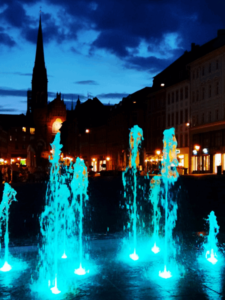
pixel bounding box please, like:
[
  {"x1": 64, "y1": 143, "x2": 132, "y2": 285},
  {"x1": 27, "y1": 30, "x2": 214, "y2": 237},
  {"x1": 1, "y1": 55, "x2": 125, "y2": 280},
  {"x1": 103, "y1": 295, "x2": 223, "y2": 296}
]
[
  {"x1": 34, "y1": 14, "x2": 45, "y2": 69},
  {"x1": 30, "y1": 13, "x2": 48, "y2": 113}
]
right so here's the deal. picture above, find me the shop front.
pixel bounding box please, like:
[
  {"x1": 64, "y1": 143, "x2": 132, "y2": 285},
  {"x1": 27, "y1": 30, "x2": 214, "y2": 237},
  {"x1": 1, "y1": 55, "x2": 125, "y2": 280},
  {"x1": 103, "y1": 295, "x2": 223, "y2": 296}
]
[{"x1": 176, "y1": 147, "x2": 189, "y2": 174}]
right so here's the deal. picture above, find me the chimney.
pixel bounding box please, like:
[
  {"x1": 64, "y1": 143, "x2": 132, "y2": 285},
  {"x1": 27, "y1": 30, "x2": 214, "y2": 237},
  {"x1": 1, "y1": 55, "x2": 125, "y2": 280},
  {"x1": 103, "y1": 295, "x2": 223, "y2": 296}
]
[{"x1": 217, "y1": 29, "x2": 225, "y2": 37}]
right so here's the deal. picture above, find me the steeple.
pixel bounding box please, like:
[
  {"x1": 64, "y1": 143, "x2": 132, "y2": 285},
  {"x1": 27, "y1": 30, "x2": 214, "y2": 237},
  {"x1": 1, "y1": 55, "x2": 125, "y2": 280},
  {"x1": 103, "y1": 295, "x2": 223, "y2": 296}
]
[
  {"x1": 34, "y1": 15, "x2": 45, "y2": 69},
  {"x1": 29, "y1": 13, "x2": 48, "y2": 114}
]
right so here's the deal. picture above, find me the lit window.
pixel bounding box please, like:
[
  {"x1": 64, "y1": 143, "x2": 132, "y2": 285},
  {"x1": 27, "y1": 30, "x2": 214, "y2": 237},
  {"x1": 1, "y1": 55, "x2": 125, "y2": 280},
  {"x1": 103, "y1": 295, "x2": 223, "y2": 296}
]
[
  {"x1": 22, "y1": 127, "x2": 26, "y2": 132},
  {"x1": 52, "y1": 118, "x2": 62, "y2": 134},
  {"x1": 30, "y1": 128, "x2": 35, "y2": 135},
  {"x1": 9, "y1": 136, "x2": 12, "y2": 141}
]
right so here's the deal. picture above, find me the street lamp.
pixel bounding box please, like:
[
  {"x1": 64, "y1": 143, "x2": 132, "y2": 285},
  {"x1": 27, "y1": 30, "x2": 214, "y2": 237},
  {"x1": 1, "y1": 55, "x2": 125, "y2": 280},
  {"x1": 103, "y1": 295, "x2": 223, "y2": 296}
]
[
  {"x1": 156, "y1": 150, "x2": 161, "y2": 156},
  {"x1": 194, "y1": 145, "x2": 200, "y2": 151}
]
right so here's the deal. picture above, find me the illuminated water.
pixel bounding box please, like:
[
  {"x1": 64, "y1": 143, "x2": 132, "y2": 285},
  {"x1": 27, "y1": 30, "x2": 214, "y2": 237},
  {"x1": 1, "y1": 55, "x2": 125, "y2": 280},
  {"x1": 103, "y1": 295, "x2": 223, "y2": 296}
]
[
  {"x1": 159, "y1": 128, "x2": 179, "y2": 278},
  {"x1": 149, "y1": 176, "x2": 161, "y2": 254},
  {"x1": 122, "y1": 125, "x2": 143, "y2": 261},
  {"x1": 0, "y1": 183, "x2": 17, "y2": 272},
  {"x1": 0, "y1": 232, "x2": 224, "y2": 299},
  {"x1": 204, "y1": 211, "x2": 219, "y2": 265},
  {"x1": 38, "y1": 133, "x2": 70, "y2": 294},
  {"x1": 71, "y1": 157, "x2": 89, "y2": 275}
]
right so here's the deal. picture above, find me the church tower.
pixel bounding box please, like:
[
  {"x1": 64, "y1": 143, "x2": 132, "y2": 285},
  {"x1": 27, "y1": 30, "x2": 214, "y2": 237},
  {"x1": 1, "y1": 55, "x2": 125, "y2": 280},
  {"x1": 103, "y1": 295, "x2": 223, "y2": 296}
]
[{"x1": 27, "y1": 14, "x2": 48, "y2": 115}]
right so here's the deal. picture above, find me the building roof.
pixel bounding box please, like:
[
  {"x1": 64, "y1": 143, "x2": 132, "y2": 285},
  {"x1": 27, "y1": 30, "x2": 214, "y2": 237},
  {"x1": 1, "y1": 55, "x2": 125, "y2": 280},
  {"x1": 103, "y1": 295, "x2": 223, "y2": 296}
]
[
  {"x1": 152, "y1": 29, "x2": 225, "y2": 90},
  {"x1": 0, "y1": 114, "x2": 29, "y2": 130}
]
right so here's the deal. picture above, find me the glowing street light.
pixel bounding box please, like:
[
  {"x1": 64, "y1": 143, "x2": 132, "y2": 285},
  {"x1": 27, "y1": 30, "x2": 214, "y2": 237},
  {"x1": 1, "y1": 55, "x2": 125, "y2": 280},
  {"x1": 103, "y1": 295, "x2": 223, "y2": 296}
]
[
  {"x1": 194, "y1": 145, "x2": 200, "y2": 151},
  {"x1": 186, "y1": 123, "x2": 190, "y2": 127},
  {"x1": 156, "y1": 150, "x2": 161, "y2": 156},
  {"x1": 86, "y1": 129, "x2": 90, "y2": 133},
  {"x1": 106, "y1": 157, "x2": 110, "y2": 161}
]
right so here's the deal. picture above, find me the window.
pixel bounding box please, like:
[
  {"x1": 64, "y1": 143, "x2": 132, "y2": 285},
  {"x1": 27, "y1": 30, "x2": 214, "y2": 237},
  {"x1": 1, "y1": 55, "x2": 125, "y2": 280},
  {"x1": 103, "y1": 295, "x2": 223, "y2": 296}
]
[
  {"x1": 202, "y1": 113, "x2": 204, "y2": 123},
  {"x1": 15, "y1": 128, "x2": 17, "y2": 132},
  {"x1": 192, "y1": 116, "x2": 196, "y2": 126},
  {"x1": 9, "y1": 136, "x2": 12, "y2": 141},
  {"x1": 22, "y1": 136, "x2": 26, "y2": 141},
  {"x1": 196, "y1": 90, "x2": 199, "y2": 101},
  {"x1": 30, "y1": 128, "x2": 35, "y2": 135},
  {"x1": 192, "y1": 91, "x2": 195, "y2": 103},
  {"x1": 176, "y1": 112, "x2": 179, "y2": 125},
  {"x1": 202, "y1": 66, "x2": 205, "y2": 76},
  {"x1": 196, "y1": 115, "x2": 199, "y2": 125},
  {"x1": 15, "y1": 144, "x2": 18, "y2": 150},
  {"x1": 209, "y1": 111, "x2": 211, "y2": 122},
  {"x1": 185, "y1": 86, "x2": 188, "y2": 98},
  {"x1": 180, "y1": 134, "x2": 183, "y2": 147},
  {"x1": 180, "y1": 111, "x2": 183, "y2": 124},
  {"x1": 216, "y1": 109, "x2": 219, "y2": 121},
  {"x1": 172, "y1": 113, "x2": 174, "y2": 126},
  {"x1": 172, "y1": 92, "x2": 174, "y2": 103},
  {"x1": 215, "y1": 131, "x2": 222, "y2": 146},
  {"x1": 209, "y1": 63, "x2": 211, "y2": 73},
  {"x1": 202, "y1": 87, "x2": 205, "y2": 100},
  {"x1": 180, "y1": 88, "x2": 183, "y2": 100},
  {"x1": 209, "y1": 85, "x2": 211, "y2": 98},
  {"x1": 15, "y1": 137, "x2": 18, "y2": 141},
  {"x1": 216, "y1": 82, "x2": 219, "y2": 95},
  {"x1": 185, "y1": 109, "x2": 188, "y2": 123},
  {"x1": 196, "y1": 69, "x2": 199, "y2": 78},
  {"x1": 176, "y1": 90, "x2": 179, "y2": 102},
  {"x1": 192, "y1": 71, "x2": 195, "y2": 79},
  {"x1": 168, "y1": 114, "x2": 170, "y2": 127},
  {"x1": 185, "y1": 134, "x2": 188, "y2": 147},
  {"x1": 168, "y1": 93, "x2": 170, "y2": 105},
  {"x1": 22, "y1": 127, "x2": 26, "y2": 132},
  {"x1": 216, "y1": 60, "x2": 219, "y2": 70}
]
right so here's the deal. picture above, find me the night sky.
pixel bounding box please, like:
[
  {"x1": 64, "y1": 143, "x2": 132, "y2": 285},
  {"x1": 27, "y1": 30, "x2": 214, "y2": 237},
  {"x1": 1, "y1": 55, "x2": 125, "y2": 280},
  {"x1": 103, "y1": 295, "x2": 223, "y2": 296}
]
[{"x1": 0, "y1": 0, "x2": 225, "y2": 114}]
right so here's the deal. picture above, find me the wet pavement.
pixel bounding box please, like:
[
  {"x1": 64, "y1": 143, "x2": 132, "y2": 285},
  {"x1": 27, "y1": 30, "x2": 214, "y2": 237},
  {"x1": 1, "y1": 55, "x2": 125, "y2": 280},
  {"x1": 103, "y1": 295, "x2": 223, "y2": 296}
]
[{"x1": 0, "y1": 233, "x2": 225, "y2": 300}]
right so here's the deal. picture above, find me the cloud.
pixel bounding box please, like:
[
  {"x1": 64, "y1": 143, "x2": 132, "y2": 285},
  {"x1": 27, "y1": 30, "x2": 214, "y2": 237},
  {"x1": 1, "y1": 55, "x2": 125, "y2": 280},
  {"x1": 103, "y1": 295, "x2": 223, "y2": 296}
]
[
  {"x1": 0, "y1": 88, "x2": 84, "y2": 100},
  {"x1": 0, "y1": 26, "x2": 16, "y2": 47},
  {"x1": 0, "y1": 71, "x2": 32, "y2": 76},
  {"x1": 96, "y1": 92, "x2": 129, "y2": 99},
  {"x1": 0, "y1": 0, "x2": 225, "y2": 74},
  {"x1": 74, "y1": 80, "x2": 99, "y2": 85},
  {"x1": 0, "y1": 105, "x2": 19, "y2": 112},
  {"x1": 0, "y1": 1, "x2": 33, "y2": 28},
  {"x1": 0, "y1": 87, "x2": 27, "y2": 97},
  {"x1": 0, "y1": 71, "x2": 54, "y2": 77},
  {"x1": 0, "y1": 108, "x2": 19, "y2": 112}
]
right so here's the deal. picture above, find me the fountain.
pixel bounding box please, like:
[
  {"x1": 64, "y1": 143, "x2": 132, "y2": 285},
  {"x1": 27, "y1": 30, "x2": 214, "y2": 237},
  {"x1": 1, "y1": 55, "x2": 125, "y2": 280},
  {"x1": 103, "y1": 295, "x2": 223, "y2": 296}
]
[
  {"x1": 71, "y1": 157, "x2": 89, "y2": 275},
  {"x1": 0, "y1": 183, "x2": 17, "y2": 272},
  {"x1": 149, "y1": 176, "x2": 161, "y2": 254},
  {"x1": 159, "y1": 128, "x2": 179, "y2": 279},
  {"x1": 204, "y1": 211, "x2": 219, "y2": 265},
  {"x1": 39, "y1": 132, "x2": 70, "y2": 294},
  {"x1": 122, "y1": 125, "x2": 143, "y2": 261},
  {"x1": 60, "y1": 180, "x2": 70, "y2": 259}
]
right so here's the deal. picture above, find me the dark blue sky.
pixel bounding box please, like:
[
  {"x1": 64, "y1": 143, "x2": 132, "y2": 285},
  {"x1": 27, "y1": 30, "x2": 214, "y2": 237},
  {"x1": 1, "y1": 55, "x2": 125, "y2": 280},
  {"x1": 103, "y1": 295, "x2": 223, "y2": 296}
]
[{"x1": 0, "y1": 0, "x2": 224, "y2": 113}]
